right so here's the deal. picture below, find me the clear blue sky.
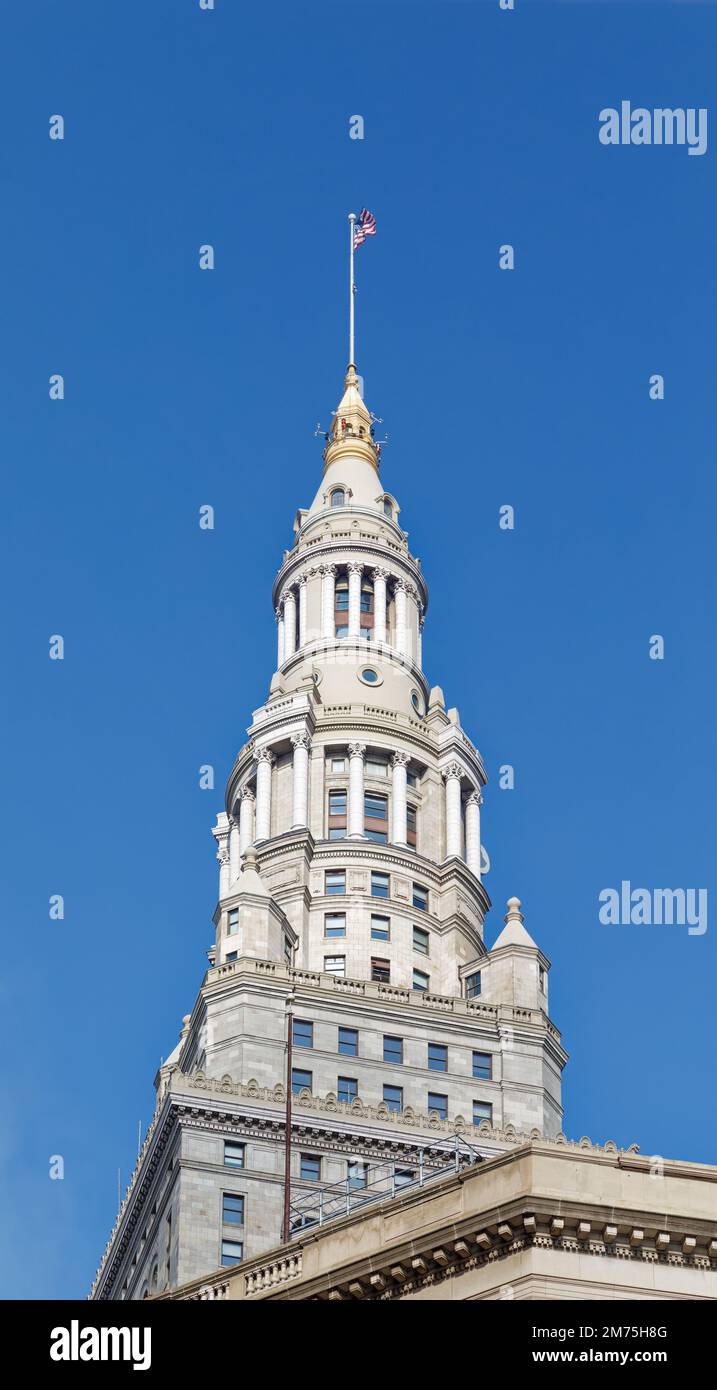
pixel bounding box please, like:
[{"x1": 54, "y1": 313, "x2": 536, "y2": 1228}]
[{"x1": 1, "y1": 1, "x2": 714, "y2": 1298}]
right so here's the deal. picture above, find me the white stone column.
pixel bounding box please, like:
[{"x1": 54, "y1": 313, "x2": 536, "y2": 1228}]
[
  {"x1": 298, "y1": 575, "x2": 308, "y2": 649},
  {"x1": 347, "y1": 562, "x2": 363, "y2": 640},
  {"x1": 394, "y1": 580, "x2": 409, "y2": 656},
  {"x1": 212, "y1": 813, "x2": 231, "y2": 898},
  {"x1": 229, "y1": 816, "x2": 241, "y2": 882},
  {"x1": 238, "y1": 786, "x2": 255, "y2": 854},
  {"x1": 283, "y1": 589, "x2": 297, "y2": 659},
  {"x1": 276, "y1": 607, "x2": 285, "y2": 668},
  {"x1": 255, "y1": 749, "x2": 274, "y2": 841},
  {"x1": 465, "y1": 790, "x2": 483, "y2": 879},
  {"x1": 443, "y1": 762, "x2": 463, "y2": 860},
  {"x1": 347, "y1": 742, "x2": 366, "y2": 838},
  {"x1": 291, "y1": 732, "x2": 311, "y2": 828},
  {"x1": 373, "y1": 567, "x2": 388, "y2": 643},
  {"x1": 321, "y1": 564, "x2": 336, "y2": 640},
  {"x1": 391, "y1": 751, "x2": 409, "y2": 845}
]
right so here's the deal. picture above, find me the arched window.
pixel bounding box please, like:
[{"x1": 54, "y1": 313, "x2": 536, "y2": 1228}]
[
  {"x1": 383, "y1": 497, "x2": 393, "y2": 519},
  {"x1": 330, "y1": 488, "x2": 345, "y2": 507}
]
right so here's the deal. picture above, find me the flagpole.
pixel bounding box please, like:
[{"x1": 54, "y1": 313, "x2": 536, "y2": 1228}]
[{"x1": 348, "y1": 212, "x2": 356, "y2": 365}]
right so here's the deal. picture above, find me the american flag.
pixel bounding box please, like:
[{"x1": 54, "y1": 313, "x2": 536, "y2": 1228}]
[{"x1": 353, "y1": 208, "x2": 377, "y2": 249}]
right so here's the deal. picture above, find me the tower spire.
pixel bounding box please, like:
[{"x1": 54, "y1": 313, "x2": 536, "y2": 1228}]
[{"x1": 348, "y1": 212, "x2": 356, "y2": 366}]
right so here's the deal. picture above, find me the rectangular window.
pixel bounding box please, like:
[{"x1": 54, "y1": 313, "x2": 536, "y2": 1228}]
[
  {"x1": 473, "y1": 1100, "x2": 493, "y2": 1126},
  {"x1": 395, "y1": 1167, "x2": 415, "y2": 1189},
  {"x1": 360, "y1": 589, "x2": 374, "y2": 614},
  {"x1": 472, "y1": 1051, "x2": 492, "y2": 1080},
  {"x1": 428, "y1": 1042, "x2": 448, "y2": 1072},
  {"x1": 324, "y1": 955, "x2": 346, "y2": 976},
  {"x1": 406, "y1": 771, "x2": 418, "y2": 788},
  {"x1": 226, "y1": 951, "x2": 238, "y2": 961},
  {"x1": 370, "y1": 871, "x2": 390, "y2": 898},
  {"x1": 221, "y1": 1239, "x2": 244, "y2": 1267},
  {"x1": 300, "y1": 1153, "x2": 321, "y2": 1182},
  {"x1": 338, "y1": 1076, "x2": 358, "y2": 1104},
  {"x1": 383, "y1": 1035, "x2": 403, "y2": 1064},
  {"x1": 371, "y1": 957, "x2": 390, "y2": 984},
  {"x1": 293, "y1": 1018, "x2": 313, "y2": 1049},
  {"x1": 406, "y1": 803, "x2": 417, "y2": 848},
  {"x1": 413, "y1": 925, "x2": 429, "y2": 956},
  {"x1": 284, "y1": 935, "x2": 293, "y2": 964},
  {"x1": 364, "y1": 792, "x2": 388, "y2": 843},
  {"x1": 222, "y1": 1193, "x2": 245, "y2": 1226},
  {"x1": 412, "y1": 883, "x2": 429, "y2": 911},
  {"x1": 335, "y1": 586, "x2": 349, "y2": 611},
  {"x1": 224, "y1": 1141, "x2": 245, "y2": 1169},
  {"x1": 338, "y1": 1026, "x2": 358, "y2": 1057},
  {"x1": 227, "y1": 908, "x2": 239, "y2": 935},
  {"x1": 539, "y1": 966, "x2": 546, "y2": 992},
  {"x1": 291, "y1": 1068, "x2": 312, "y2": 1095},
  {"x1": 383, "y1": 1084, "x2": 403, "y2": 1113},
  {"x1": 365, "y1": 757, "x2": 387, "y2": 778},
  {"x1": 348, "y1": 1161, "x2": 368, "y2": 1190},
  {"x1": 324, "y1": 912, "x2": 346, "y2": 938},
  {"x1": 371, "y1": 914, "x2": 390, "y2": 941},
  {"x1": 325, "y1": 869, "x2": 346, "y2": 895},
  {"x1": 328, "y1": 788, "x2": 347, "y2": 839},
  {"x1": 427, "y1": 1092, "x2": 448, "y2": 1121},
  {"x1": 413, "y1": 968, "x2": 429, "y2": 992},
  {"x1": 465, "y1": 972, "x2": 481, "y2": 999},
  {"x1": 330, "y1": 757, "x2": 346, "y2": 772}
]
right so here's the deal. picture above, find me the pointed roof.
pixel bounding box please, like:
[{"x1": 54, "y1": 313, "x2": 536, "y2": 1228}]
[
  {"x1": 492, "y1": 896, "x2": 538, "y2": 951},
  {"x1": 330, "y1": 363, "x2": 373, "y2": 441},
  {"x1": 227, "y1": 845, "x2": 270, "y2": 899}
]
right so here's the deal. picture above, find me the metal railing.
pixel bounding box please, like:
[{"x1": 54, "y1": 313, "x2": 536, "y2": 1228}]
[{"x1": 288, "y1": 1134, "x2": 483, "y2": 1238}]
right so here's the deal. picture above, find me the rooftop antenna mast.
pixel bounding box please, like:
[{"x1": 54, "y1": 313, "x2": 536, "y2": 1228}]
[{"x1": 348, "y1": 212, "x2": 356, "y2": 365}]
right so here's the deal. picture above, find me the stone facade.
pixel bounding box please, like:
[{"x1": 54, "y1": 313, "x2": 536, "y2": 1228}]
[
  {"x1": 90, "y1": 360, "x2": 567, "y2": 1301},
  {"x1": 162, "y1": 1138, "x2": 717, "y2": 1303}
]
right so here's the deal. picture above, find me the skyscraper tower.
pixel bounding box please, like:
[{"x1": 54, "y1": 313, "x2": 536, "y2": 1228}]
[{"x1": 90, "y1": 346, "x2": 567, "y2": 1302}]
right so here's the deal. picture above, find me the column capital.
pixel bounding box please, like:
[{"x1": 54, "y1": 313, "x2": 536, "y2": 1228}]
[
  {"x1": 216, "y1": 845, "x2": 230, "y2": 865},
  {"x1": 347, "y1": 561, "x2": 364, "y2": 576},
  {"x1": 391, "y1": 750, "x2": 410, "y2": 768},
  {"x1": 320, "y1": 562, "x2": 337, "y2": 577},
  {"x1": 239, "y1": 784, "x2": 256, "y2": 802},
  {"x1": 297, "y1": 573, "x2": 309, "y2": 588},
  {"x1": 394, "y1": 577, "x2": 410, "y2": 592},
  {"x1": 442, "y1": 761, "x2": 464, "y2": 782},
  {"x1": 347, "y1": 742, "x2": 366, "y2": 760},
  {"x1": 291, "y1": 731, "x2": 312, "y2": 751},
  {"x1": 275, "y1": 607, "x2": 283, "y2": 623},
  {"x1": 372, "y1": 566, "x2": 390, "y2": 582},
  {"x1": 255, "y1": 748, "x2": 275, "y2": 766},
  {"x1": 467, "y1": 789, "x2": 484, "y2": 807}
]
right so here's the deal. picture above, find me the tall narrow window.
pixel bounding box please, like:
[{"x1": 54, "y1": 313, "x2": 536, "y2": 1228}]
[
  {"x1": 331, "y1": 488, "x2": 345, "y2": 507},
  {"x1": 427, "y1": 1093, "x2": 448, "y2": 1121},
  {"x1": 364, "y1": 792, "x2": 388, "y2": 843},
  {"x1": 413, "y1": 926, "x2": 429, "y2": 956},
  {"x1": 338, "y1": 1076, "x2": 358, "y2": 1104},
  {"x1": 383, "y1": 1035, "x2": 403, "y2": 1064},
  {"x1": 293, "y1": 1018, "x2": 313, "y2": 1049},
  {"x1": 224, "y1": 1142, "x2": 245, "y2": 1169},
  {"x1": 383, "y1": 1084, "x2": 403, "y2": 1113},
  {"x1": 325, "y1": 869, "x2": 346, "y2": 895},
  {"x1": 413, "y1": 968, "x2": 429, "y2": 992},
  {"x1": 412, "y1": 883, "x2": 429, "y2": 911},
  {"x1": 428, "y1": 1042, "x2": 447, "y2": 1072},
  {"x1": 328, "y1": 789, "x2": 347, "y2": 840},
  {"x1": 465, "y1": 972, "x2": 481, "y2": 999},
  {"x1": 324, "y1": 912, "x2": 346, "y2": 938},
  {"x1": 291, "y1": 1068, "x2": 312, "y2": 1095},
  {"x1": 371, "y1": 914, "x2": 390, "y2": 941},
  {"x1": 371, "y1": 957, "x2": 391, "y2": 984},
  {"x1": 348, "y1": 1161, "x2": 368, "y2": 1190},
  {"x1": 338, "y1": 1027, "x2": 358, "y2": 1056},
  {"x1": 222, "y1": 1193, "x2": 245, "y2": 1226},
  {"x1": 371, "y1": 871, "x2": 390, "y2": 898},
  {"x1": 300, "y1": 1153, "x2": 321, "y2": 1181},
  {"x1": 473, "y1": 1100, "x2": 493, "y2": 1126},
  {"x1": 406, "y1": 804, "x2": 417, "y2": 848},
  {"x1": 473, "y1": 1051, "x2": 492, "y2": 1080}
]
